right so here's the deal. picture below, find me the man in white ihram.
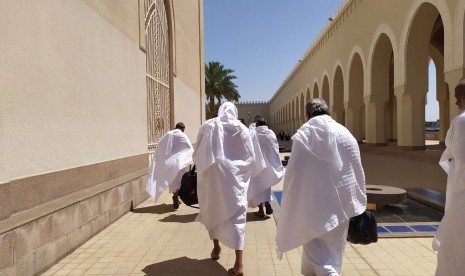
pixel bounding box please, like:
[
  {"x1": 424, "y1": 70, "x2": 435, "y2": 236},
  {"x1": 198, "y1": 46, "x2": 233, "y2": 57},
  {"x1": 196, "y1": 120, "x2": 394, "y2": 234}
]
[
  {"x1": 276, "y1": 98, "x2": 367, "y2": 276},
  {"x1": 146, "y1": 122, "x2": 193, "y2": 210},
  {"x1": 248, "y1": 117, "x2": 284, "y2": 217},
  {"x1": 194, "y1": 102, "x2": 254, "y2": 276},
  {"x1": 433, "y1": 79, "x2": 465, "y2": 276},
  {"x1": 248, "y1": 114, "x2": 262, "y2": 131}
]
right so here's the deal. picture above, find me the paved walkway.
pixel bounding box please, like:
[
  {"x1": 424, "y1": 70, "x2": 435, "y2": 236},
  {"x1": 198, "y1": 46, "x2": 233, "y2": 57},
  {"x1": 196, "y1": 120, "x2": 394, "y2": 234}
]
[
  {"x1": 43, "y1": 146, "x2": 444, "y2": 275},
  {"x1": 42, "y1": 188, "x2": 438, "y2": 276}
]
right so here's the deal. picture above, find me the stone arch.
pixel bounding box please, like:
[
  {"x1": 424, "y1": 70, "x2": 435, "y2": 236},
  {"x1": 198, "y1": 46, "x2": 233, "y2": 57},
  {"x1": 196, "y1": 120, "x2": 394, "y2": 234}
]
[
  {"x1": 367, "y1": 33, "x2": 396, "y2": 145},
  {"x1": 306, "y1": 87, "x2": 311, "y2": 103},
  {"x1": 294, "y1": 97, "x2": 299, "y2": 130},
  {"x1": 345, "y1": 45, "x2": 367, "y2": 100},
  {"x1": 281, "y1": 105, "x2": 287, "y2": 129},
  {"x1": 455, "y1": 0, "x2": 465, "y2": 69},
  {"x1": 448, "y1": 0, "x2": 465, "y2": 121},
  {"x1": 399, "y1": 0, "x2": 453, "y2": 82},
  {"x1": 399, "y1": 2, "x2": 446, "y2": 148},
  {"x1": 347, "y1": 52, "x2": 365, "y2": 141},
  {"x1": 289, "y1": 101, "x2": 293, "y2": 131},
  {"x1": 367, "y1": 24, "x2": 399, "y2": 87},
  {"x1": 312, "y1": 80, "x2": 319, "y2": 99},
  {"x1": 332, "y1": 60, "x2": 344, "y2": 102},
  {"x1": 280, "y1": 105, "x2": 286, "y2": 131},
  {"x1": 321, "y1": 73, "x2": 330, "y2": 105},
  {"x1": 300, "y1": 91, "x2": 305, "y2": 125},
  {"x1": 333, "y1": 65, "x2": 345, "y2": 124},
  {"x1": 293, "y1": 96, "x2": 298, "y2": 131},
  {"x1": 276, "y1": 109, "x2": 279, "y2": 127},
  {"x1": 287, "y1": 102, "x2": 291, "y2": 132}
]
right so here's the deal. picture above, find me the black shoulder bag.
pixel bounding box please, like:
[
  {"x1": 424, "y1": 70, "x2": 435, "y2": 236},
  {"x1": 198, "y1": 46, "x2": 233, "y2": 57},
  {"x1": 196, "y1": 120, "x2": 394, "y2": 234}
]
[
  {"x1": 347, "y1": 210, "x2": 378, "y2": 245},
  {"x1": 179, "y1": 165, "x2": 198, "y2": 206}
]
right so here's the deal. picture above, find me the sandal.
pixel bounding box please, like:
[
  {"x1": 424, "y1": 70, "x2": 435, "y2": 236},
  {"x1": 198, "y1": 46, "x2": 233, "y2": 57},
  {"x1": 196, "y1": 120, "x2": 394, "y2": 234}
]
[
  {"x1": 265, "y1": 202, "x2": 273, "y2": 215},
  {"x1": 172, "y1": 195, "x2": 180, "y2": 210},
  {"x1": 228, "y1": 267, "x2": 244, "y2": 276},
  {"x1": 210, "y1": 248, "x2": 221, "y2": 260}
]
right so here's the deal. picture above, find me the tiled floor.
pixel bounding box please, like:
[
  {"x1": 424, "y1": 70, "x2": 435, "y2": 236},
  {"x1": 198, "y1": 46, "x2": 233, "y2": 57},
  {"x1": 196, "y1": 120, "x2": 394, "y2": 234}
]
[
  {"x1": 275, "y1": 191, "x2": 443, "y2": 238},
  {"x1": 42, "y1": 186, "x2": 439, "y2": 276}
]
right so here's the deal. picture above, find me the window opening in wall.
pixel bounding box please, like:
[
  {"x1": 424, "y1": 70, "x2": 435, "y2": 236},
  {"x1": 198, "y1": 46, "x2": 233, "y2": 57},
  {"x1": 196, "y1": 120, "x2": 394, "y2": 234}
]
[{"x1": 425, "y1": 59, "x2": 440, "y2": 145}]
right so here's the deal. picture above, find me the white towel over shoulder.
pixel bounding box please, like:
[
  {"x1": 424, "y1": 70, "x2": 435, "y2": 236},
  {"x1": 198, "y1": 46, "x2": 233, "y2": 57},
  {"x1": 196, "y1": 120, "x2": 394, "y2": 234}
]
[
  {"x1": 276, "y1": 115, "x2": 366, "y2": 253},
  {"x1": 146, "y1": 129, "x2": 194, "y2": 202},
  {"x1": 248, "y1": 125, "x2": 284, "y2": 207}
]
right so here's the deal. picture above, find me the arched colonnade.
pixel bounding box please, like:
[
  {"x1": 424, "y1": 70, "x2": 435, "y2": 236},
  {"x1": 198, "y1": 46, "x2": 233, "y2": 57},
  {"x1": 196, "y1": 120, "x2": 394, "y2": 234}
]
[{"x1": 269, "y1": 0, "x2": 465, "y2": 149}]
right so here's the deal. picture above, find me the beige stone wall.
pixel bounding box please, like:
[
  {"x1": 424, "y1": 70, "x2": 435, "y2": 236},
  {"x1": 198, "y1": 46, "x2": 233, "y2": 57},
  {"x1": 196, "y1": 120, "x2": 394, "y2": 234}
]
[
  {"x1": 82, "y1": 0, "x2": 141, "y2": 45},
  {"x1": 1, "y1": 0, "x2": 205, "y2": 182},
  {"x1": 0, "y1": 0, "x2": 204, "y2": 273},
  {"x1": 0, "y1": 167, "x2": 148, "y2": 275},
  {"x1": 1, "y1": 0, "x2": 147, "y2": 183},
  {"x1": 236, "y1": 102, "x2": 270, "y2": 126},
  {"x1": 171, "y1": 0, "x2": 205, "y2": 141}
]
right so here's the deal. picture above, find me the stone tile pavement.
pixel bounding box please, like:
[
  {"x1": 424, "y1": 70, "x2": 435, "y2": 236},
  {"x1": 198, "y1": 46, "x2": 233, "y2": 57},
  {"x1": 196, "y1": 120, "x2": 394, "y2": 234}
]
[{"x1": 41, "y1": 186, "x2": 438, "y2": 276}]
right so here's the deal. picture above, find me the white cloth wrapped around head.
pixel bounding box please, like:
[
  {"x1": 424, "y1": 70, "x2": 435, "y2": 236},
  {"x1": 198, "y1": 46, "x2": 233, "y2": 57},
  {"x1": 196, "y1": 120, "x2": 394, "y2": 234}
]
[{"x1": 194, "y1": 102, "x2": 255, "y2": 245}]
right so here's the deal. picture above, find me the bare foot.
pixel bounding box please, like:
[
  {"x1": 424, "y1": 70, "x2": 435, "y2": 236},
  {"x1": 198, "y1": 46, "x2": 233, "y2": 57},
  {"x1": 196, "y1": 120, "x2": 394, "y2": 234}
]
[
  {"x1": 228, "y1": 267, "x2": 244, "y2": 275},
  {"x1": 211, "y1": 247, "x2": 221, "y2": 260}
]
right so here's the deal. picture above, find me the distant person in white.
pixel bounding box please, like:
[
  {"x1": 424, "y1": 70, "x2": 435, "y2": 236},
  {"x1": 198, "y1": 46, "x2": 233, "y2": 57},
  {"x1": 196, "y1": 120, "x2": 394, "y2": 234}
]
[
  {"x1": 248, "y1": 117, "x2": 284, "y2": 217},
  {"x1": 248, "y1": 114, "x2": 262, "y2": 131},
  {"x1": 276, "y1": 98, "x2": 367, "y2": 276},
  {"x1": 434, "y1": 79, "x2": 465, "y2": 276},
  {"x1": 194, "y1": 102, "x2": 254, "y2": 276},
  {"x1": 145, "y1": 122, "x2": 193, "y2": 210}
]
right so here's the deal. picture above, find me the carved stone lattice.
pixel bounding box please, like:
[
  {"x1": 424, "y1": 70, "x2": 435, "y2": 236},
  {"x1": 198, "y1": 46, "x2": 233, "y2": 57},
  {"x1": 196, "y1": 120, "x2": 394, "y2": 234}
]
[{"x1": 145, "y1": 0, "x2": 170, "y2": 152}]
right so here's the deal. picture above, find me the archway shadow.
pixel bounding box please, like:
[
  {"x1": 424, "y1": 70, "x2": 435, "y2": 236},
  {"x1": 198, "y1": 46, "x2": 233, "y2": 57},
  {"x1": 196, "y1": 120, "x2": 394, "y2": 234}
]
[
  {"x1": 142, "y1": 256, "x2": 228, "y2": 275},
  {"x1": 159, "y1": 213, "x2": 198, "y2": 223},
  {"x1": 131, "y1": 203, "x2": 174, "y2": 214},
  {"x1": 246, "y1": 211, "x2": 271, "y2": 222}
]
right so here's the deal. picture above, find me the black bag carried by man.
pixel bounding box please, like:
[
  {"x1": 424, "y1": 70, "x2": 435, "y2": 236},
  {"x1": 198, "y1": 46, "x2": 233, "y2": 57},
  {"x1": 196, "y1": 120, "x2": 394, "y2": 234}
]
[
  {"x1": 179, "y1": 165, "x2": 198, "y2": 206},
  {"x1": 347, "y1": 210, "x2": 378, "y2": 245}
]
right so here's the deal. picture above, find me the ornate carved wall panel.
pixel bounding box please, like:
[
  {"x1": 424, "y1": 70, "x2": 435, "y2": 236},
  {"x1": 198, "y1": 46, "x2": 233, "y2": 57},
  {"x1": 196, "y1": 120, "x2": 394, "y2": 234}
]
[{"x1": 144, "y1": 0, "x2": 170, "y2": 152}]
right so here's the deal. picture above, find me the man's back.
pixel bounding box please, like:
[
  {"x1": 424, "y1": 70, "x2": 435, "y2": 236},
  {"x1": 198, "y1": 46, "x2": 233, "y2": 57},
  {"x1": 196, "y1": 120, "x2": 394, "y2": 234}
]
[{"x1": 277, "y1": 114, "x2": 366, "y2": 252}]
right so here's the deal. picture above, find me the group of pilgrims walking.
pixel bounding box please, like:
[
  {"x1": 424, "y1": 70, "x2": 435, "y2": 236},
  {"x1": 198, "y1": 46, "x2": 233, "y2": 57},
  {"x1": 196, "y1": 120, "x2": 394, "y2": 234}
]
[
  {"x1": 146, "y1": 99, "x2": 366, "y2": 276},
  {"x1": 145, "y1": 85, "x2": 465, "y2": 275}
]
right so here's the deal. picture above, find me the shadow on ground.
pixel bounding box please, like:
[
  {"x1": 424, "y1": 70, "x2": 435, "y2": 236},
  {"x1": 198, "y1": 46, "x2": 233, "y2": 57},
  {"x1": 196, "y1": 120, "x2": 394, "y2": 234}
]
[
  {"x1": 374, "y1": 198, "x2": 444, "y2": 223},
  {"x1": 159, "y1": 213, "x2": 198, "y2": 223},
  {"x1": 131, "y1": 203, "x2": 174, "y2": 214},
  {"x1": 142, "y1": 256, "x2": 229, "y2": 275},
  {"x1": 246, "y1": 211, "x2": 271, "y2": 222}
]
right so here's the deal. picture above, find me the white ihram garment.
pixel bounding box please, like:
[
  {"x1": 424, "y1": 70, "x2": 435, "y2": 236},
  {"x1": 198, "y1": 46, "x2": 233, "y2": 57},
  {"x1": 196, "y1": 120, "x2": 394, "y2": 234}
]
[
  {"x1": 434, "y1": 111, "x2": 465, "y2": 276},
  {"x1": 301, "y1": 220, "x2": 349, "y2": 276},
  {"x1": 145, "y1": 129, "x2": 193, "y2": 202},
  {"x1": 276, "y1": 115, "x2": 366, "y2": 275},
  {"x1": 194, "y1": 102, "x2": 255, "y2": 250},
  {"x1": 248, "y1": 126, "x2": 284, "y2": 207}
]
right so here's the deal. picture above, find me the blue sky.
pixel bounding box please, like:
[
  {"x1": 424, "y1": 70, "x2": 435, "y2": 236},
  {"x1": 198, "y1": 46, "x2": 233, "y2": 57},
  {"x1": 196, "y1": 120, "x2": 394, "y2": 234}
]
[{"x1": 204, "y1": 0, "x2": 439, "y2": 121}]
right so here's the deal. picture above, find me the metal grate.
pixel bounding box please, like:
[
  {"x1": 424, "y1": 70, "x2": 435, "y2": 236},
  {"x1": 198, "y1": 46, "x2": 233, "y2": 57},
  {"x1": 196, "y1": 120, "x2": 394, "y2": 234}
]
[{"x1": 145, "y1": 0, "x2": 170, "y2": 152}]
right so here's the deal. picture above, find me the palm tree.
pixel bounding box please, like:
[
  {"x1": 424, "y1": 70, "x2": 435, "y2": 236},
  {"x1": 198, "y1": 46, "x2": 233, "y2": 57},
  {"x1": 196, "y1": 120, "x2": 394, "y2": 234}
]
[{"x1": 205, "y1": 61, "x2": 240, "y2": 118}]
